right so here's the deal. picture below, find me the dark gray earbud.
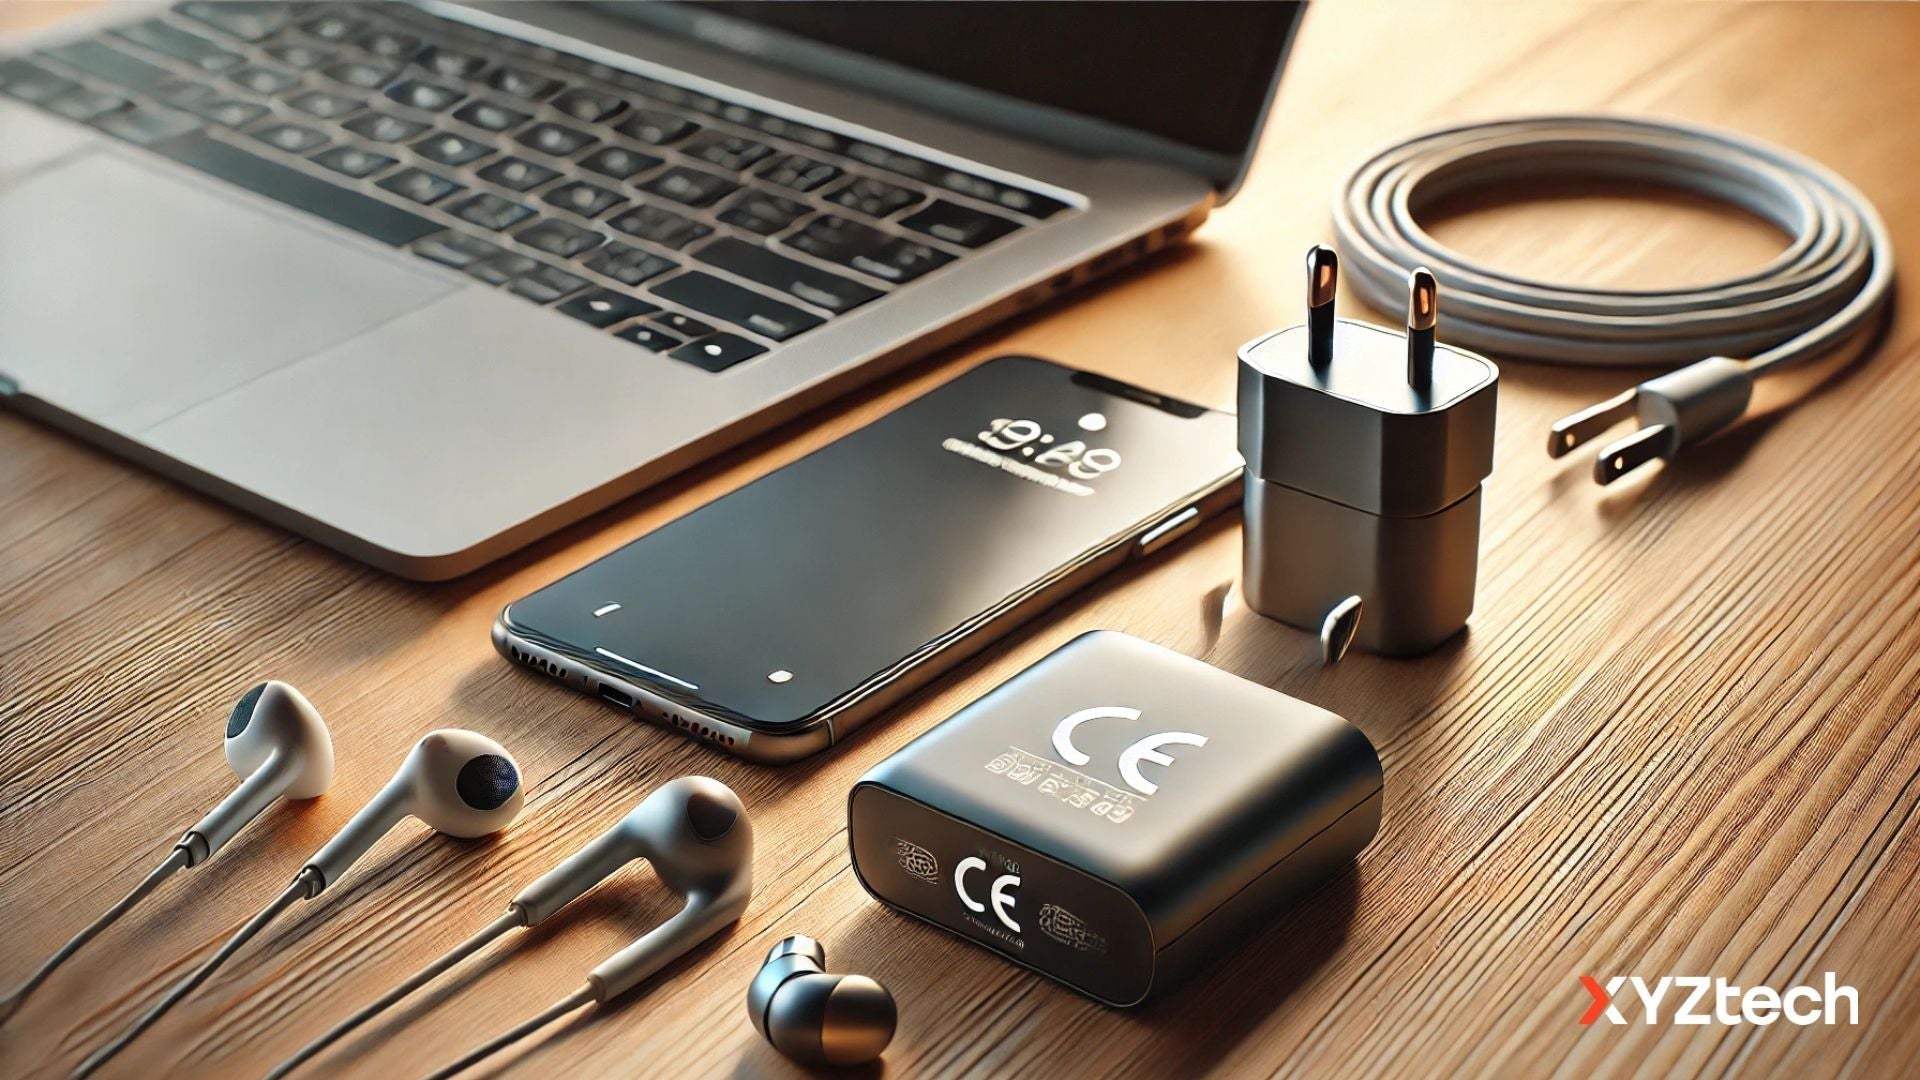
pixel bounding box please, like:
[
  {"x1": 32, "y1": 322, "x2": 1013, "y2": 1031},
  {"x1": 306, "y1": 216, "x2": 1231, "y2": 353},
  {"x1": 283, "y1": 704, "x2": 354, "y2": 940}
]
[{"x1": 748, "y1": 935, "x2": 896, "y2": 1067}]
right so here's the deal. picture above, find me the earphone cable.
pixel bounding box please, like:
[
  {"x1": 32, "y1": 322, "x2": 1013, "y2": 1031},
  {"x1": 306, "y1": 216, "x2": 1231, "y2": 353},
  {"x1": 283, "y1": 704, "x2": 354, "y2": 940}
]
[
  {"x1": 1332, "y1": 115, "x2": 1895, "y2": 482},
  {"x1": 0, "y1": 846, "x2": 193, "y2": 1025},
  {"x1": 73, "y1": 869, "x2": 320, "y2": 1078},
  {"x1": 264, "y1": 907, "x2": 529, "y2": 1080},
  {"x1": 421, "y1": 985, "x2": 598, "y2": 1080}
]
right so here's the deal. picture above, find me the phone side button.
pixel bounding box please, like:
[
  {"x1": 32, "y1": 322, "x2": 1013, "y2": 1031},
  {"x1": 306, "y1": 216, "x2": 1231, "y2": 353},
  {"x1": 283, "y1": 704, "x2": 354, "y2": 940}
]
[{"x1": 1136, "y1": 506, "x2": 1201, "y2": 558}]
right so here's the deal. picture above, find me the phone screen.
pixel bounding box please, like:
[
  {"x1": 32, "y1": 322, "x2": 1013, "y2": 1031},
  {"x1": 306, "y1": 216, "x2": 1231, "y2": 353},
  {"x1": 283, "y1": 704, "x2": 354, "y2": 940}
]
[{"x1": 502, "y1": 356, "x2": 1240, "y2": 732}]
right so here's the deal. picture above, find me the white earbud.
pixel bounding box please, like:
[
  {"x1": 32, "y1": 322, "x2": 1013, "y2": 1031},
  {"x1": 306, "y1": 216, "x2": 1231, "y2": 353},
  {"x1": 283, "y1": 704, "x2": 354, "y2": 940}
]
[
  {"x1": 269, "y1": 778, "x2": 752, "y2": 1080},
  {"x1": 303, "y1": 728, "x2": 524, "y2": 890},
  {"x1": 76, "y1": 730, "x2": 526, "y2": 1077},
  {"x1": 1, "y1": 681, "x2": 334, "y2": 1025},
  {"x1": 513, "y1": 775, "x2": 753, "y2": 997},
  {"x1": 184, "y1": 681, "x2": 336, "y2": 863}
]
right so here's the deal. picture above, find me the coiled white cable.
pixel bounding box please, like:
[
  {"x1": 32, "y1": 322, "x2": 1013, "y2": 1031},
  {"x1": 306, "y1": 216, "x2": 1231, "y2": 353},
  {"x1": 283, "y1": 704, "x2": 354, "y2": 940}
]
[{"x1": 1332, "y1": 115, "x2": 1895, "y2": 482}]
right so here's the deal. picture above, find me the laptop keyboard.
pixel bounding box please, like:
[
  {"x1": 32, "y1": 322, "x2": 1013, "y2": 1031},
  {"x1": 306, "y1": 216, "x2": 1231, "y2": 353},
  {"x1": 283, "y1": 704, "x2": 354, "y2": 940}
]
[{"x1": 0, "y1": 1, "x2": 1073, "y2": 372}]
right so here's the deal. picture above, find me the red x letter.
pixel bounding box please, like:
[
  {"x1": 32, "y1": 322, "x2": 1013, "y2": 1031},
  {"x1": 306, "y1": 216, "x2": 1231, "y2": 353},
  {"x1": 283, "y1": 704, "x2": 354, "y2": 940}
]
[{"x1": 1579, "y1": 976, "x2": 1612, "y2": 1025}]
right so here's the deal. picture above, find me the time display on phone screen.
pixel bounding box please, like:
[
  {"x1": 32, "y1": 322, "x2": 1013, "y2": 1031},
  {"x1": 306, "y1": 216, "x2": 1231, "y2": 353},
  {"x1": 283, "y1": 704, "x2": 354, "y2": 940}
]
[{"x1": 976, "y1": 416, "x2": 1123, "y2": 480}]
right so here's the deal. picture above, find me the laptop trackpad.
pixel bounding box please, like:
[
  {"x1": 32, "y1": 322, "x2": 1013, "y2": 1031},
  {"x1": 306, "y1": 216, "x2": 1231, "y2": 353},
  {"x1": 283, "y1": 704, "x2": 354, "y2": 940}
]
[{"x1": 0, "y1": 146, "x2": 454, "y2": 432}]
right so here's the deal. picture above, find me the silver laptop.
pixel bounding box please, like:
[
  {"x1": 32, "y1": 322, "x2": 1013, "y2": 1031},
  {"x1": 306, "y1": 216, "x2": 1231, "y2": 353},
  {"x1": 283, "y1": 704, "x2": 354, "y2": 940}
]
[{"x1": 0, "y1": 1, "x2": 1302, "y2": 579}]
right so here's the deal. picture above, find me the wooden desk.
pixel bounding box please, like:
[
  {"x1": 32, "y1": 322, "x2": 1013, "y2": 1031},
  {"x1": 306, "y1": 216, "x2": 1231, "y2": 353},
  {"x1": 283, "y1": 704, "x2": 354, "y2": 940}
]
[{"x1": 5, "y1": 3, "x2": 1918, "y2": 1076}]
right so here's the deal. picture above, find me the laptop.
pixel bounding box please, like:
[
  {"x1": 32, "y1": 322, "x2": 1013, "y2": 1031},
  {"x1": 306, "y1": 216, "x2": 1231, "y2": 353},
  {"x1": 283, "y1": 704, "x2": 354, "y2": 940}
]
[{"x1": 0, "y1": 1, "x2": 1302, "y2": 579}]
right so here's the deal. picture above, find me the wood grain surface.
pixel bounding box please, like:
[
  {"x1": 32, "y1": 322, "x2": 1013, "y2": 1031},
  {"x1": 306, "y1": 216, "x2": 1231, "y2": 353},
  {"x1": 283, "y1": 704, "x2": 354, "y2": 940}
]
[{"x1": 5, "y1": 2, "x2": 1919, "y2": 1078}]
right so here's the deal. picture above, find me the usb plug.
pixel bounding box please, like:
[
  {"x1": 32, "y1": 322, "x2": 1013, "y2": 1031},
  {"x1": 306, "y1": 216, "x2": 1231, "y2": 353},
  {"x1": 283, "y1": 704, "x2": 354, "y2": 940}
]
[{"x1": 1549, "y1": 357, "x2": 1754, "y2": 483}]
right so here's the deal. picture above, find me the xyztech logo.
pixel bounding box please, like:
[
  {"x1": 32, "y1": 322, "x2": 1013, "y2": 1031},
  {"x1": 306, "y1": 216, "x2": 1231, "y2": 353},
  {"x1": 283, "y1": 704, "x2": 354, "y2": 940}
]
[{"x1": 1578, "y1": 973, "x2": 1858, "y2": 1026}]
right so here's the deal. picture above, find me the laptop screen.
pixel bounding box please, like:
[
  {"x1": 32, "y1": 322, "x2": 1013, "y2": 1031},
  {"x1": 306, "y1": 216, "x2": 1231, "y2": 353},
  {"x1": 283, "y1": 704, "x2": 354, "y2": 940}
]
[{"x1": 601, "y1": 1, "x2": 1305, "y2": 193}]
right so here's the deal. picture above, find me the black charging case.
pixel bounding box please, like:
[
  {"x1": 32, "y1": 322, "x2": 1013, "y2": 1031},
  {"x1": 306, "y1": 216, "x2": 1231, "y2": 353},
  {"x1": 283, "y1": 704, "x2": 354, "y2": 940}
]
[{"x1": 848, "y1": 631, "x2": 1382, "y2": 1005}]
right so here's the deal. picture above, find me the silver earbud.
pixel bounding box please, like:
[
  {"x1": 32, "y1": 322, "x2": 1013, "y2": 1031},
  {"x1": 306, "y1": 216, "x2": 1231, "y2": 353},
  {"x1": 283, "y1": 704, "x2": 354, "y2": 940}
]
[
  {"x1": 77, "y1": 729, "x2": 525, "y2": 1076},
  {"x1": 272, "y1": 777, "x2": 753, "y2": 1080},
  {"x1": 1, "y1": 681, "x2": 334, "y2": 1025},
  {"x1": 749, "y1": 935, "x2": 897, "y2": 1067}
]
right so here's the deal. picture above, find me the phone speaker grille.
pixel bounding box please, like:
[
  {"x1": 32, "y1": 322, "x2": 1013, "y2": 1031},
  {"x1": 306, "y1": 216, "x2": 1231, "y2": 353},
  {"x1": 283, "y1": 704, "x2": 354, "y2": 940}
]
[
  {"x1": 509, "y1": 645, "x2": 569, "y2": 680},
  {"x1": 666, "y1": 711, "x2": 735, "y2": 748}
]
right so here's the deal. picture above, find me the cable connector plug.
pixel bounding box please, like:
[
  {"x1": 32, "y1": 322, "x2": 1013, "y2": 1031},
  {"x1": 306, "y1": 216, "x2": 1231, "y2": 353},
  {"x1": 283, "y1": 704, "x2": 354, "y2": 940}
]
[{"x1": 1548, "y1": 357, "x2": 1754, "y2": 484}]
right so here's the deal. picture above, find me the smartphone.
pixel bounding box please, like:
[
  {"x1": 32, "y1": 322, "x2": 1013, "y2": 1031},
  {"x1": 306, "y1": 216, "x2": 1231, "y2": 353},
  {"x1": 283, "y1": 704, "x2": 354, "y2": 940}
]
[{"x1": 493, "y1": 355, "x2": 1242, "y2": 763}]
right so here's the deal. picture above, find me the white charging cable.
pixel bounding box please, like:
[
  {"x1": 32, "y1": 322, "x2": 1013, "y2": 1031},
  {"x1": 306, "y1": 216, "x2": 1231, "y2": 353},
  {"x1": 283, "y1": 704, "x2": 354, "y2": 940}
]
[{"x1": 1333, "y1": 115, "x2": 1895, "y2": 483}]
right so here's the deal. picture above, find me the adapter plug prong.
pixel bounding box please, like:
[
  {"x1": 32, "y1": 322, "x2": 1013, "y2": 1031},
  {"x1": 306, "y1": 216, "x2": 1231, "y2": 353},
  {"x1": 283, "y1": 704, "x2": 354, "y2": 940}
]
[
  {"x1": 1547, "y1": 389, "x2": 1636, "y2": 458},
  {"x1": 1593, "y1": 424, "x2": 1674, "y2": 484},
  {"x1": 1306, "y1": 245, "x2": 1338, "y2": 371},
  {"x1": 1406, "y1": 267, "x2": 1438, "y2": 391}
]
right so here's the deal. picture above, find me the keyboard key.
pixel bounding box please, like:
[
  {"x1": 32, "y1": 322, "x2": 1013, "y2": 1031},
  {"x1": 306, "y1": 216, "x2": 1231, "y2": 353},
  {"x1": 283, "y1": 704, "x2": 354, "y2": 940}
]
[
  {"x1": 829, "y1": 177, "x2": 923, "y2": 218},
  {"x1": 90, "y1": 104, "x2": 199, "y2": 146},
  {"x1": 717, "y1": 190, "x2": 810, "y2": 236},
  {"x1": 452, "y1": 193, "x2": 535, "y2": 231},
  {"x1": 252, "y1": 122, "x2": 330, "y2": 153},
  {"x1": 642, "y1": 166, "x2": 736, "y2": 208},
  {"x1": 311, "y1": 145, "x2": 397, "y2": 179},
  {"x1": 844, "y1": 141, "x2": 934, "y2": 182},
  {"x1": 543, "y1": 180, "x2": 624, "y2": 218},
  {"x1": 113, "y1": 19, "x2": 242, "y2": 72},
  {"x1": 467, "y1": 251, "x2": 537, "y2": 286},
  {"x1": 299, "y1": 12, "x2": 365, "y2": 42},
  {"x1": 452, "y1": 99, "x2": 529, "y2": 133},
  {"x1": 343, "y1": 111, "x2": 430, "y2": 143},
  {"x1": 413, "y1": 130, "x2": 493, "y2": 166},
  {"x1": 579, "y1": 145, "x2": 661, "y2": 181},
  {"x1": 418, "y1": 46, "x2": 488, "y2": 80},
  {"x1": 517, "y1": 122, "x2": 596, "y2": 158},
  {"x1": 191, "y1": 98, "x2": 269, "y2": 128},
  {"x1": 40, "y1": 40, "x2": 169, "y2": 92},
  {"x1": 899, "y1": 199, "x2": 1021, "y2": 248},
  {"x1": 756, "y1": 153, "x2": 841, "y2": 194},
  {"x1": 286, "y1": 89, "x2": 362, "y2": 120},
  {"x1": 585, "y1": 242, "x2": 677, "y2": 287},
  {"x1": 386, "y1": 78, "x2": 464, "y2": 112},
  {"x1": 476, "y1": 156, "x2": 559, "y2": 192},
  {"x1": 264, "y1": 42, "x2": 331, "y2": 70},
  {"x1": 650, "y1": 272, "x2": 822, "y2": 341},
  {"x1": 681, "y1": 132, "x2": 772, "y2": 172},
  {"x1": 0, "y1": 58, "x2": 77, "y2": 104},
  {"x1": 606, "y1": 205, "x2": 710, "y2": 249},
  {"x1": 784, "y1": 215, "x2": 952, "y2": 284},
  {"x1": 379, "y1": 167, "x2": 463, "y2": 205},
  {"x1": 45, "y1": 87, "x2": 128, "y2": 123},
  {"x1": 615, "y1": 324, "x2": 683, "y2": 352},
  {"x1": 358, "y1": 29, "x2": 423, "y2": 60},
  {"x1": 507, "y1": 263, "x2": 590, "y2": 304},
  {"x1": 935, "y1": 168, "x2": 1070, "y2": 219},
  {"x1": 615, "y1": 108, "x2": 697, "y2": 145},
  {"x1": 152, "y1": 131, "x2": 440, "y2": 244},
  {"x1": 151, "y1": 78, "x2": 220, "y2": 108},
  {"x1": 558, "y1": 289, "x2": 658, "y2": 328},
  {"x1": 489, "y1": 65, "x2": 561, "y2": 100},
  {"x1": 671, "y1": 332, "x2": 766, "y2": 372},
  {"x1": 178, "y1": 1, "x2": 289, "y2": 43},
  {"x1": 651, "y1": 311, "x2": 713, "y2": 338},
  {"x1": 228, "y1": 64, "x2": 299, "y2": 95},
  {"x1": 414, "y1": 232, "x2": 502, "y2": 269},
  {"x1": 322, "y1": 58, "x2": 400, "y2": 90},
  {"x1": 696, "y1": 237, "x2": 881, "y2": 314},
  {"x1": 549, "y1": 86, "x2": 626, "y2": 123},
  {"x1": 738, "y1": 110, "x2": 843, "y2": 154},
  {"x1": 516, "y1": 219, "x2": 603, "y2": 258}
]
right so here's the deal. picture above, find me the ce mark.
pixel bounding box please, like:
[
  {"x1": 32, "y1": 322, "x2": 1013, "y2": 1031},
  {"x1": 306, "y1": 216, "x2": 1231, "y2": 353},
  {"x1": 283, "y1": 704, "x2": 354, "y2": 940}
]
[{"x1": 955, "y1": 856, "x2": 1021, "y2": 933}]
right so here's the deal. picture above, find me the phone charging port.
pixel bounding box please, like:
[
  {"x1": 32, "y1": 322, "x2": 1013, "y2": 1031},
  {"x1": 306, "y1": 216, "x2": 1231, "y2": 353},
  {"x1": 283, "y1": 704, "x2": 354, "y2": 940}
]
[{"x1": 598, "y1": 684, "x2": 634, "y2": 709}]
